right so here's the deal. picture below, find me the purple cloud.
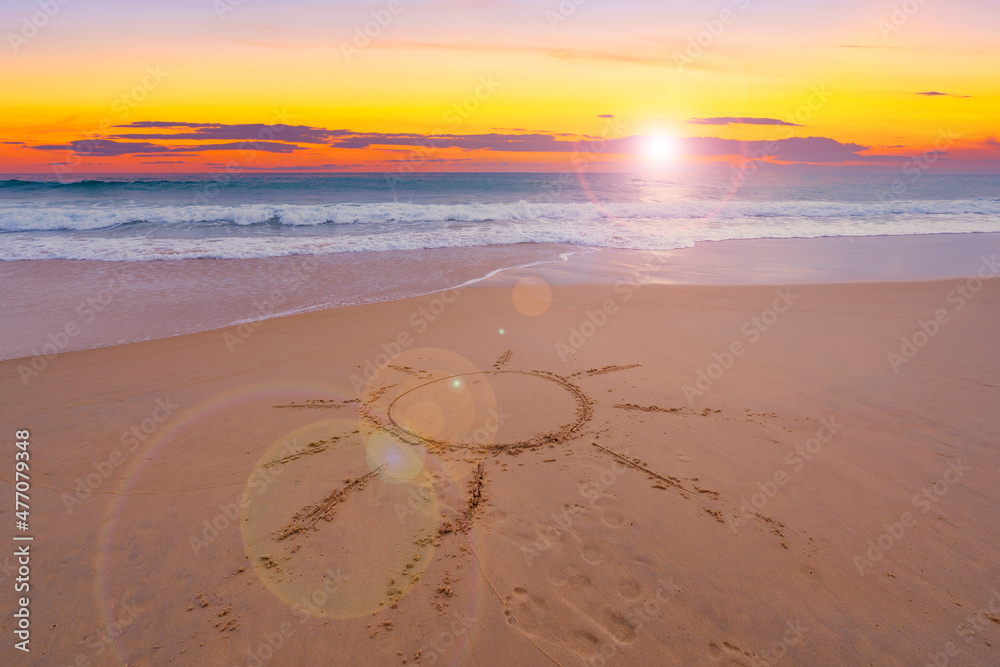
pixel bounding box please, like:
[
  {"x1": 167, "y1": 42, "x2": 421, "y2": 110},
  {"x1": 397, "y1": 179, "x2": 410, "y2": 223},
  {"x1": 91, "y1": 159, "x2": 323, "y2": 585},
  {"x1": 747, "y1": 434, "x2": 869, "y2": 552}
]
[
  {"x1": 25, "y1": 118, "x2": 914, "y2": 166},
  {"x1": 174, "y1": 142, "x2": 306, "y2": 153},
  {"x1": 915, "y1": 91, "x2": 971, "y2": 98},
  {"x1": 32, "y1": 140, "x2": 171, "y2": 156},
  {"x1": 121, "y1": 121, "x2": 213, "y2": 128},
  {"x1": 331, "y1": 132, "x2": 597, "y2": 152},
  {"x1": 32, "y1": 138, "x2": 308, "y2": 156},
  {"x1": 113, "y1": 121, "x2": 344, "y2": 144}
]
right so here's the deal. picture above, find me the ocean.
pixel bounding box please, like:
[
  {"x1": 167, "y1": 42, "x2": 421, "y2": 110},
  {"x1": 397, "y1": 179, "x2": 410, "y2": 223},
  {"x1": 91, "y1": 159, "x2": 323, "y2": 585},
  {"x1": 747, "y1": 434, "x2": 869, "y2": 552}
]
[
  {"x1": 3, "y1": 172, "x2": 1000, "y2": 261},
  {"x1": 4, "y1": 172, "x2": 1000, "y2": 360}
]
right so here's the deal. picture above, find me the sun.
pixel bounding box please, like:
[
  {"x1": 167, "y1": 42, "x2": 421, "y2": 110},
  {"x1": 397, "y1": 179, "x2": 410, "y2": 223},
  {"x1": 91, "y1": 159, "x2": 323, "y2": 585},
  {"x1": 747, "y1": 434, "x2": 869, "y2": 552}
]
[{"x1": 644, "y1": 134, "x2": 679, "y2": 165}]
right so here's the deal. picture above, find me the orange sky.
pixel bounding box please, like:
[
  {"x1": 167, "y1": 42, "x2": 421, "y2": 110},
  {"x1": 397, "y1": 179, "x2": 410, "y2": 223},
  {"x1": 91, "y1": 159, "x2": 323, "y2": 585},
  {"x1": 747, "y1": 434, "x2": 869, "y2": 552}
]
[{"x1": 1, "y1": 0, "x2": 997, "y2": 174}]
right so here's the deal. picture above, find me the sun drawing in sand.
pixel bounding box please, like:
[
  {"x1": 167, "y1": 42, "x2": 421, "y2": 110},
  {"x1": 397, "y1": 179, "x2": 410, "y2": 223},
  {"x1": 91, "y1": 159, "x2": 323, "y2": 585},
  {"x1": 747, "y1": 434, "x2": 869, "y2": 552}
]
[{"x1": 239, "y1": 345, "x2": 799, "y2": 657}]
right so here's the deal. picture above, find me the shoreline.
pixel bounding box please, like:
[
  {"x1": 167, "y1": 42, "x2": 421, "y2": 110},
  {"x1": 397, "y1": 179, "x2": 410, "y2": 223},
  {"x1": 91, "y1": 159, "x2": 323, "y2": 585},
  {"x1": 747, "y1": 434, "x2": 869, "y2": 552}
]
[{"x1": 2, "y1": 232, "x2": 999, "y2": 361}]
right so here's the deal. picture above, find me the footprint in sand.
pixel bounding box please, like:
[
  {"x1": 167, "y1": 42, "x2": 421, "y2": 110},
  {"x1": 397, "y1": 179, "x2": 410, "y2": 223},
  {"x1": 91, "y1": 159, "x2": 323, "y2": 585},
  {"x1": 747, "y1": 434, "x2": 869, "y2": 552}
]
[
  {"x1": 580, "y1": 543, "x2": 603, "y2": 564},
  {"x1": 503, "y1": 587, "x2": 606, "y2": 659},
  {"x1": 599, "y1": 507, "x2": 627, "y2": 529},
  {"x1": 616, "y1": 579, "x2": 642, "y2": 601},
  {"x1": 501, "y1": 505, "x2": 670, "y2": 660},
  {"x1": 588, "y1": 496, "x2": 627, "y2": 529},
  {"x1": 533, "y1": 511, "x2": 654, "y2": 645}
]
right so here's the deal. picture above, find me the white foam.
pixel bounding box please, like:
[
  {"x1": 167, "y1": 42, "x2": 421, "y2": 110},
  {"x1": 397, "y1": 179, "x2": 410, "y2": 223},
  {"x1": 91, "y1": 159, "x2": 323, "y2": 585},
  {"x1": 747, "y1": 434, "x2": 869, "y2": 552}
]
[
  {"x1": 2, "y1": 199, "x2": 1000, "y2": 231},
  {"x1": 3, "y1": 214, "x2": 1000, "y2": 261},
  {"x1": 3, "y1": 199, "x2": 1000, "y2": 260}
]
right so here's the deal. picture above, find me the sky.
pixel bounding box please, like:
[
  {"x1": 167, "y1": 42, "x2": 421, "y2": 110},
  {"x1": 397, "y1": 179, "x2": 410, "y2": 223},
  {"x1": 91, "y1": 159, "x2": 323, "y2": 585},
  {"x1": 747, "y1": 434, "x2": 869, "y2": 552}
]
[{"x1": 1, "y1": 0, "x2": 998, "y2": 174}]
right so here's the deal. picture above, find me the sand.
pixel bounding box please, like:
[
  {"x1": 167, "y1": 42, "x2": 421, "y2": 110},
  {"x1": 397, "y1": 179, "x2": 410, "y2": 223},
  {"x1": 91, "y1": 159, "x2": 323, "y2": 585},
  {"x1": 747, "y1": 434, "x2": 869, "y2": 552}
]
[{"x1": 2, "y1": 249, "x2": 1000, "y2": 665}]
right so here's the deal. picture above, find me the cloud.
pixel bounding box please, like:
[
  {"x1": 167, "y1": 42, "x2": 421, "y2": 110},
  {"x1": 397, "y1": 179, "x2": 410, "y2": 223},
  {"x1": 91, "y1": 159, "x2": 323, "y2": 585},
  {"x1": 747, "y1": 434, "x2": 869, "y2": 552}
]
[
  {"x1": 688, "y1": 117, "x2": 802, "y2": 127},
  {"x1": 385, "y1": 157, "x2": 472, "y2": 163},
  {"x1": 331, "y1": 132, "x2": 596, "y2": 152},
  {"x1": 914, "y1": 91, "x2": 972, "y2": 98},
  {"x1": 756, "y1": 136, "x2": 871, "y2": 162},
  {"x1": 2, "y1": 141, "x2": 25, "y2": 145},
  {"x1": 32, "y1": 138, "x2": 308, "y2": 156},
  {"x1": 331, "y1": 130, "x2": 886, "y2": 163},
  {"x1": 121, "y1": 121, "x2": 212, "y2": 128},
  {"x1": 32, "y1": 140, "x2": 171, "y2": 156},
  {"x1": 234, "y1": 164, "x2": 369, "y2": 170},
  {"x1": 114, "y1": 121, "x2": 344, "y2": 144},
  {"x1": 25, "y1": 119, "x2": 929, "y2": 166},
  {"x1": 179, "y1": 142, "x2": 306, "y2": 153},
  {"x1": 597, "y1": 114, "x2": 615, "y2": 118}
]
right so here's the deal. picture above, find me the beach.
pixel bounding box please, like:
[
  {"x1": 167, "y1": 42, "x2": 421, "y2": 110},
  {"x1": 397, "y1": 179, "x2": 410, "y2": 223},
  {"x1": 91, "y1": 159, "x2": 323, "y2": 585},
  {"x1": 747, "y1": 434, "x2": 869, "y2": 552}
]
[
  {"x1": 2, "y1": 236, "x2": 999, "y2": 665},
  {"x1": 6, "y1": 0, "x2": 1000, "y2": 661}
]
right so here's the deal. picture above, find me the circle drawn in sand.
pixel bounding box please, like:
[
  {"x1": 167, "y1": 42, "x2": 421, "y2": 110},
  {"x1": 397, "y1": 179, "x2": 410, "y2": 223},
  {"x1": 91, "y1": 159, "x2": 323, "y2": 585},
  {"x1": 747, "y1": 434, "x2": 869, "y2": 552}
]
[
  {"x1": 358, "y1": 347, "x2": 499, "y2": 463},
  {"x1": 385, "y1": 370, "x2": 593, "y2": 452}
]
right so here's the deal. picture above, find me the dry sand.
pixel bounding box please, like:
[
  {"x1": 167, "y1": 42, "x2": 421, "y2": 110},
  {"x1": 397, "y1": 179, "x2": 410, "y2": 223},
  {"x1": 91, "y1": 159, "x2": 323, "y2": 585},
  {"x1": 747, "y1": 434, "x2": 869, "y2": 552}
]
[{"x1": 2, "y1": 256, "x2": 999, "y2": 665}]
